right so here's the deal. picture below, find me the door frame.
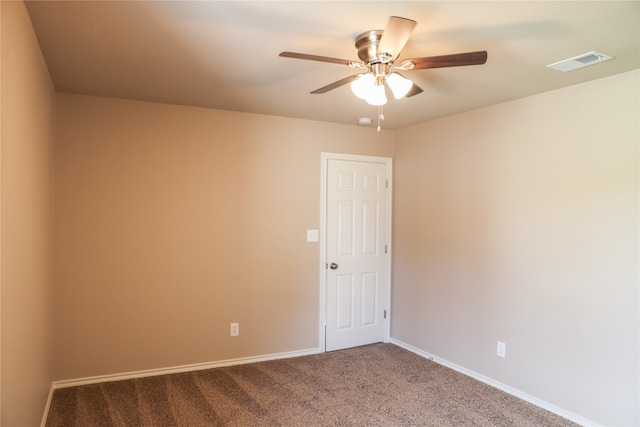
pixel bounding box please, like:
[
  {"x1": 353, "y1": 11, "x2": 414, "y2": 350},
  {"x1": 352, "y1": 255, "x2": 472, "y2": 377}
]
[{"x1": 319, "y1": 152, "x2": 392, "y2": 351}]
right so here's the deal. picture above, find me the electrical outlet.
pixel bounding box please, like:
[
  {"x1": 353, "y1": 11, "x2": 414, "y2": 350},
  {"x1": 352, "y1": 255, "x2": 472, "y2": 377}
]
[
  {"x1": 497, "y1": 341, "x2": 506, "y2": 358},
  {"x1": 230, "y1": 323, "x2": 239, "y2": 337}
]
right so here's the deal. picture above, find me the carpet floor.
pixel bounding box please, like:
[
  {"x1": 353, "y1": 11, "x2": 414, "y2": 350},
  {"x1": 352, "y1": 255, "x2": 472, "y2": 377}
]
[{"x1": 45, "y1": 343, "x2": 578, "y2": 426}]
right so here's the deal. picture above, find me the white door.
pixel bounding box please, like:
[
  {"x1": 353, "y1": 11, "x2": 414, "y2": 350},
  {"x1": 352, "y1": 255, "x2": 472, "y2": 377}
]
[{"x1": 324, "y1": 156, "x2": 390, "y2": 352}]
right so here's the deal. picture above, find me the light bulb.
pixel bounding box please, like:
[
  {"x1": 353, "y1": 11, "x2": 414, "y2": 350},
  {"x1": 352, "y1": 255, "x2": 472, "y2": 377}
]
[
  {"x1": 350, "y1": 74, "x2": 375, "y2": 100},
  {"x1": 386, "y1": 73, "x2": 413, "y2": 99},
  {"x1": 365, "y1": 83, "x2": 387, "y2": 106}
]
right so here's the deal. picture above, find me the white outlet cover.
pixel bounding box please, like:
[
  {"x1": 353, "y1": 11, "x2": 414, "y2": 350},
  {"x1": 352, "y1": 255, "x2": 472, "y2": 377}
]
[
  {"x1": 307, "y1": 229, "x2": 319, "y2": 242},
  {"x1": 230, "y1": 323, "x2": 239, "y2": 337},
  {"x1": 497, "y1": 341, "x2": 506, "y2": 358}
]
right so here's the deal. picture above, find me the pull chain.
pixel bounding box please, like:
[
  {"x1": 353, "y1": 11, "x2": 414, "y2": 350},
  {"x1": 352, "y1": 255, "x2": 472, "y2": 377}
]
[{"x1": 377, "y1": 105, "x2": 384, "y2": 132}]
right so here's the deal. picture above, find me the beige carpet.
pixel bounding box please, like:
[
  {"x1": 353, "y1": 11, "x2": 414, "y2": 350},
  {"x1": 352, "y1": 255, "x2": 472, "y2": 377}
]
[{"x1": 46, "y1": 343, "x2": 578, "y2": 426}]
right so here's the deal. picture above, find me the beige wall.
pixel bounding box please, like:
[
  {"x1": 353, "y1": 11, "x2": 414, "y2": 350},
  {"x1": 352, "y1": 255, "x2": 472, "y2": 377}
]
[
  {"x1": 393, "y1": 70, "x2": 639, "y2": 426},
  {"x1": 53, "y1": 93, "x2": 394, "y2": 380},
  {"x1": 1, "y1": 1, "x2": 56, "y2": 426}
]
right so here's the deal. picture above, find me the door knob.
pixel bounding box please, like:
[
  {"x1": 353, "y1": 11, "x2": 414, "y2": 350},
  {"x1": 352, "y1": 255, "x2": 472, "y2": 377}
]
[{"x1": 329, "y1": 262, "x2": 339, "y2": 270}]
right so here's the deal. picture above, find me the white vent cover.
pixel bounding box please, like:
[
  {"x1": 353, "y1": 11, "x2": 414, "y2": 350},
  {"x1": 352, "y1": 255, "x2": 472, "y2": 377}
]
[{"x1": 547, "y1": 51, "x2": 613, "y2": 72}]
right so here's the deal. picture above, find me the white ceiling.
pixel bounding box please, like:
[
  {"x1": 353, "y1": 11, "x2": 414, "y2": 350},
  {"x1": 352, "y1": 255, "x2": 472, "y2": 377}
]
[{"x1": 25, "y1": 1, "x2": 639, "y2": 130}]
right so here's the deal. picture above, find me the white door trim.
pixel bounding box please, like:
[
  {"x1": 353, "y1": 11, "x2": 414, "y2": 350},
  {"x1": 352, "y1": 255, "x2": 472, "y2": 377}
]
[{"x1": 319, "y1": 152, "x2": 392, "y2": 351}]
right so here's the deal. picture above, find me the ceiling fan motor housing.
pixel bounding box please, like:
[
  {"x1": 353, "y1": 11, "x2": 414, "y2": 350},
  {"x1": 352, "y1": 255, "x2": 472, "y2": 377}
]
[{"x1": 355, "y1": 30, "x2": 384, "y2": 64}]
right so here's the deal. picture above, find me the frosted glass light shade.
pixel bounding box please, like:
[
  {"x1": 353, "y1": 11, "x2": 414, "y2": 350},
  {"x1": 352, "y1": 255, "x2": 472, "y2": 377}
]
[
  {"x1": 365, "y1": 83, "x2": 387, "y2": 106},
  {"x1": 386, "y1": 73, "x2": 413, "y2": 99},
  {"x1": 350, "y1": 74, "x2": 375, "y2": 100}
]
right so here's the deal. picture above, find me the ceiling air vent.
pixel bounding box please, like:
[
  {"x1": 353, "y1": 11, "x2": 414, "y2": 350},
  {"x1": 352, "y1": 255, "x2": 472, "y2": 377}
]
[{"x1": 547, "y1": 51, "x2": 613, "y2": 72}]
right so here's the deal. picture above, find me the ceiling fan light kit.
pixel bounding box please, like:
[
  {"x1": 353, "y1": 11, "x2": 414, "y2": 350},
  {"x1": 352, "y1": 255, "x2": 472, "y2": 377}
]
[
  {"x1": 367, "y1": 83, "x2": 387, "y2": 106},
  {"x1": 350, "y1": 67, "x2": 413, "y2": 106},
  {"x1": 280, "y1": 16, "x2": 488, "y2": 129},
  {"x1": 386, "y1": 73, "x2": 413, "y2": 99},
  {"x1": 351, "y1": 73, "x2": 375, "y2": 99}
]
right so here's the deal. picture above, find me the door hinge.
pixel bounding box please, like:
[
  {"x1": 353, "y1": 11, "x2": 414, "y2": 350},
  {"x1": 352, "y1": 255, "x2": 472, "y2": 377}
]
[
  {"x1": 385, "y1": 179, "x2": 388, "y2": 189},
  {"x1": 384, "y1": 310, "x2": 387, "y2": 319},
  {"x1": 385, "y1": 244, "x2": 387, "y2": 254}
]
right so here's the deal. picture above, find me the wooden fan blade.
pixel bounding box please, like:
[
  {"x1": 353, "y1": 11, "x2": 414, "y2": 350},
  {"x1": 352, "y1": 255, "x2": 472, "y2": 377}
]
[
  {"x1": 279, "y1": 51, "x2": 354, "y2": 66},
  {"x1": 407, "y1": 51, "x2": 488, "y2": 70},
  {"x1": 396, "y1": 72, "x2": 423, "y2": 98},
  {"x1": 405, "y1": 83, "x2": 424, "y2": 98},
  {"x1": 311, "y1": 75, "x2": 359, "y2": 94},
  {"x1": 377, "y1": 16, "x2": 417, "y2": 61}
]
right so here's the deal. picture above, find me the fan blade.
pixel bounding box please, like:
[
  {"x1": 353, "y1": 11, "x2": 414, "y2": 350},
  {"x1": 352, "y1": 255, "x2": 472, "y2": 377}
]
[
  {"x1": 405, "y1": 83, "x2": 424, "y2": 98},
  {"x1": 377, "y1": 16, "x2": 417, "y2": 61},
  {"x1": 407, "y1": 51, "x2": 488, "y2": 70},
  {"x1": 395, "y1": 72, "x2": 423, "y2": 97},
  {"x1": 311, "y1": 75, "x2": 359, "y2": 94},
  {"x1": 279, "y1": 51, "x2": 355, "y2": 66}
]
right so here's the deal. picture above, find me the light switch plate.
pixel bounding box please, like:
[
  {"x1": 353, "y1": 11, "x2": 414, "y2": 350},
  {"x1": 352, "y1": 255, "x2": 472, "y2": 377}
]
[
  {"x1": 497, "y1": 341, "x2": 506, "y2": 358},
  {"x1": 307, "y1": 229, "x2": 319, "y2": 242}
]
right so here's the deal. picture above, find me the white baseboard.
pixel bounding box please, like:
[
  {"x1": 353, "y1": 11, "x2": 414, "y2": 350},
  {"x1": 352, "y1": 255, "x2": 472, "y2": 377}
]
[
  {"x1": 42, "y1": 341, "x2": 597, "y2": 427},
  {"x1": 42, "y1": 346, "x2": 323, "y2": 425},
  {"x1": 40, "y1": 384, "x2": 55, "y2": 427},
  {"x1": 388, "y1": 338, "x2": 596, "y2": 427},
  {"x1": 51, "y1": 346, "x2": 323, "y2": 390}
]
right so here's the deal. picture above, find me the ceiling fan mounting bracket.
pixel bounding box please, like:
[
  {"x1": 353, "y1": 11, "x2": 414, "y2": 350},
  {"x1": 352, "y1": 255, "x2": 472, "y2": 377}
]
[{"x1": 396, "y1": 60, "x2": 415, "y2": 71}]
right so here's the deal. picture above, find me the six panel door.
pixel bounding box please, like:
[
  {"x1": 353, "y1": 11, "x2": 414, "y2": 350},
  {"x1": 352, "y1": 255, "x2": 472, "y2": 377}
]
[{"x1": 325, "y1": 159, "x2": 388, "y2": 351}]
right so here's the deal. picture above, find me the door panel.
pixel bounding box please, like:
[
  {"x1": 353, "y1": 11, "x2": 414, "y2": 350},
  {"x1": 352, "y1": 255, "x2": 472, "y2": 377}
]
[
  {"x1": 361, "y1": 272, "x2": 378, "y2": 326},
  {"x1": 362, "y1": 201, "x2": 379, "y2": 255},
  {"x1": 325, "y1": 159, "x2": 389, "y2": 352},
  {"x1": 337, "y1": 201, "x2": 355, "y2": 256},
  {"x1": 336, "y1": 275, "x2": 354, "y2": 330}
]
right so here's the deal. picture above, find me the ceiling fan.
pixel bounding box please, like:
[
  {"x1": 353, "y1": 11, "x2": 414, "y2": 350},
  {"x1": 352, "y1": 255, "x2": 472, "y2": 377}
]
[{"x1": 279, "y1": 16, "x2": 488, "y2": 107}]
